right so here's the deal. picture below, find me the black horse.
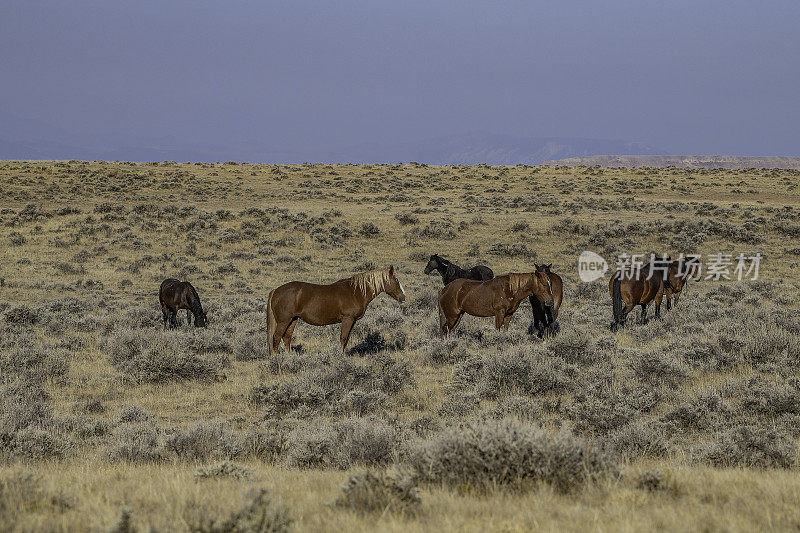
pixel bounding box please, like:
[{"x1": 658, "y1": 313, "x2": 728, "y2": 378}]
[
  {"x1": 424, "y1": 254, "x2": 494, "y2": 286},
  {"x1": 159, "y1": 278, "x2": 208, "y2": 328}
]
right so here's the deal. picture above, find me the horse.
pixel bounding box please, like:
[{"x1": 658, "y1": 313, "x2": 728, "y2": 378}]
[
  {"x1": 609, "y1": 258, "x2": 671, "y2": 331},
  {"x1": 662, "y1": 257, "x2": 700, "y2": 310},
  {"x1": 266, "y1": 266, "x2": 406, "y2": 354},
  {"x1": 438, "y1": 266, "x2": 554, "y2": 335},
  {"x1": 159, "y1": 278, "x2": 208, "y2": 328},
  {"x1": 528, "y1": 264, "x2": 563, "y2": 338},
  {"x1": 424, "y1": 254, "x2": 494, "y2": 286}
]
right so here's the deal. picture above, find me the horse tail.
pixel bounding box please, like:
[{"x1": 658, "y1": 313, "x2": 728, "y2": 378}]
[
  {"x1": 266, "y1": 289, "x2": 277, "y2": 354},
  {"x1": 612, "y1": 274, "x2": 623, "y2": 324}
]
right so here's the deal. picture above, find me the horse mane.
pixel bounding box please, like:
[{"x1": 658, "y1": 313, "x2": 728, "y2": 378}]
[
  {"x1": 184, "y1": 281, "x2": 203, "y2": 313},
  {"x1": 508, "y1": 273, "x2": 531, "y2": 295},
  {"x1": 349, "y1": 269, "x2": 391, "y2": 297}
]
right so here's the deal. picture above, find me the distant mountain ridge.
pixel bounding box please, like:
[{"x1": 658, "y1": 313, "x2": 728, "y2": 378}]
[
  {"x1": 0, "y1": 111, "x2": 667, "y2": 164},
  {"x1": 543, "y1": 155, "x2": 800, "y2": 170}
]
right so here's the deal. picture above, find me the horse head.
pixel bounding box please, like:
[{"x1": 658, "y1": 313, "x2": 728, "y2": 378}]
[
  {"x1": 424, "y1": 254, "x2": 440, "y2": 275},
  {"x1": 386, "y1": 265, "x2": 406, "y2": 302},
  {"x1": 532, "y1": 264, "x2": 555, "y2": 307}
]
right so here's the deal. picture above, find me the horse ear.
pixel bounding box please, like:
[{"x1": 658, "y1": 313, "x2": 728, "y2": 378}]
[
  {"x1": 534, "y1": 263, "x2": 539, "y2": 270},
  {"x1": 389, "y1": 264, "x2": 395, "y2": 275}
]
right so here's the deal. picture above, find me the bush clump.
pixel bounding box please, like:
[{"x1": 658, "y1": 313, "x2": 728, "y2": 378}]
[
  {"x1": 406, "y1": 420, "x2": 617, "y2": 493},
  {"x1": 189, "y1": 489, "x2": 291, "y2": 533},
  {"x1": 106, "y1": 331, "x2": 227, "y2": 384},
  {"x1": 335, "y1": 470, "x2": 421, "y2": 516},
  {"x1": 693, "y1": 425, "x2": 798, "y2": 468}
]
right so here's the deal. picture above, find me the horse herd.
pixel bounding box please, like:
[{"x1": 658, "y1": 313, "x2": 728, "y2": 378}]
[{"x1": 159, "y1": 254, "x2": 698, "y2": 354}]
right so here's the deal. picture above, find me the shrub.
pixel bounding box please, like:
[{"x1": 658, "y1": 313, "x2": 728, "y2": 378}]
[
  {"x1": 425, "y1": 338, "x2": 470, "y2": 366},
  {"x1": 3, "y1": 426, "x2": 73, "y2": 461},
  {"x1": 107, "y1": 331, "x2": 226, "y2": 384},
  {"x1": 189, "y1": 489, "x2": 291, "y2": 533},
  {"x1": 453, "y1": 349, "x2": 568, "y2": 399},
  {"x1": 693, "y1": 425, "x2": 797, "y2": 468},
  {"x1": 3, "y1": 305, "x2": 39, "y2": 325},
  {"x1": 287, "y1": 417, "x2": 398, "y2": 469},
  {"x1": 636, "y1": 469, "x2": 666, "y2": 492},
  {"x1": 166, "y1": 422, "x2": 240, "y2": 461},
  {"x1": 358, "y1": 222, "x2": 381, "y2": 236},
  {"x1": 548, "y1": 330, "x2": 597, "y2": 364},
  {"x1": 0, "y1": 343, "x2": 68, "y2": 382},
  {"x1": 9, "y1": 232, "x2": 25, "y2": 246},
  {"x1": 336, "y1": 470, "x2": 421, "y2": 516},
  {"x1": 348, "y1": 330, "x2": 407, "y2": 356},
  {"x1": 195, "y1": 460, "x2": 253, "y2": 480},
  {"x1": 251, "y1": 352, "x2": 411, "y2": 417},
  {"x1": 603, "y1": 421, "x2": 673, "y2": 459},
  {"x1": 0, "y1": 379, "x2": 54, "y2": 433},
  {"x1": 406, "y1": 420, "x2": 617, "y2": 493},
  {"x1": 105, "y1": 422, "x2": 165, "y2": 463},
  {"x1": 233, "y1": 332, "x2": 270, "y2": 361}
]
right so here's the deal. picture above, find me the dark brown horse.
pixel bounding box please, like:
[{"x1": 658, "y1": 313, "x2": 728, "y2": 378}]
[
  {"x1": 438, "y1": 266, "x2": 554, "y2": 335},
  {"x1": 609, "y1": 260, "x2": 669, "y2": 331},
  {"x1": 528, "y1": 264, "x2": 563, "y2": 338},
  {"x1": 661, "y1": 257, "x2": 700, "y2": 310},
  {"x1": 159, "y1": 278, "x2": 207, "y2": 328},
  {"x1": 267, "y1": 266, "x2": 406, "y2": 354}
]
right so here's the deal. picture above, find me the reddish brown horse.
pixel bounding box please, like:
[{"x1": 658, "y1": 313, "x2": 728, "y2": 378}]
[
  {"x1": 267, "y1": 266, "x2": 406, "y2": 354},
  {"x1": 609, "y1": 259, "x2": 670, "y2": 331},
  {"x1": 528, "y1": 264, "x2": 563, "y2": 338},
  {"x1": 159, "y1": 278, "x2": 208, "y2": 328},
  {"x1": 438, "y1": 266, "x2": 554, "y2": 335}
]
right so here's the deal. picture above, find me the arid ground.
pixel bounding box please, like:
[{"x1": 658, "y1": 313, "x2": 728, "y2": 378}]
[{"x1": 2, "y1": 160, "x2": 800, "y2": 532}]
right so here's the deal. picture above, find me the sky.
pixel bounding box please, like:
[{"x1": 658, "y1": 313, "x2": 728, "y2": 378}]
[{"x1": 1, "y1": 0, "x2": 798, "y2": 157}]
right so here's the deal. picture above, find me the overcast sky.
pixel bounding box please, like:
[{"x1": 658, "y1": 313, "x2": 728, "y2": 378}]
[{"x1": 1, "y1": 1, "x2": 798, "y2": 155}]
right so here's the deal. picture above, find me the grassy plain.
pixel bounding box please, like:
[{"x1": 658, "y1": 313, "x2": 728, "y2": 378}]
[{"x1": 1, "y1": 160, "x2": 800, "y2": 531}]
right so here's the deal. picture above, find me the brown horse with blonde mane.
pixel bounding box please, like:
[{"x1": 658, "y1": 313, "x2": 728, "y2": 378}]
[
  {"x1": 438, "y1": 266, "x2": 554, "y2": 335},
  {"x1": 267, "y1": 266, "x2": 406, "y2": 354}
]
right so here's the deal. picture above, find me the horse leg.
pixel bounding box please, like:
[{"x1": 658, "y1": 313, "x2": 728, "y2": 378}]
[
  {"x1": 272, "y1": 319, "x2": 290, "y2": 354},
  {"x1": 448, "y1": 312, "x2": 465, "y2": 335},
  {"x1": 616, "y1": 302, "x2": 636, "y2": 329},
  {"x1": 340, "y1": 317, "x2": 355, "y2": 353},
  {"x1": 494, "y1": 312, "x2": 505, "y2": 330},
  {"x1": 187, "y1": 309, "x2": 192, "y2": 327},
  {"x1": 161, "y1": 303, "x2": 170, "y2": 329},
  {"x1": 502, "y1": 314, "x2": 513, "y2": 331},
  {"x1": 282, "y1": 318, "x2": 297, "y2": 353},
  {"x1": 640, "y1": 304, "x2": 647, "y2": 324},
  {"x1": 167, "y1": 307, "x2": 178, "y2": 329}
]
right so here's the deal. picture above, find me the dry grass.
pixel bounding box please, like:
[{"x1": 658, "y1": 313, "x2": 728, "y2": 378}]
[{"x1": 1, "y1": 160, "x2": 800, "y2": 531}]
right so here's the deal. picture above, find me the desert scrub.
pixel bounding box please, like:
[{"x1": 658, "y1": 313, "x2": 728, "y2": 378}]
[
  {"x1": 407, "y1": 420, "x2": 616, "y2": 493},
  {"x1": 452, "y1": 348, "x2": 569, "y2": 399},
  {"x1": 287, "y1": 417, "x2": 399, "y2": 469},
  {"x1": 188, "y1": 489, "x2": 291, "y2": 533},
  {"x1": 335, "y1": 469, "x2": 421, "y2": 516},
  {"x1": 250, "y1": 351, "x2": 412, "y2": 417},
  {"x1": 693, "y1": 425, "x2": 798, "y2": 468},
  {"x1": 105, "y1": 330, "x2": 228, "y2": 384}
]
